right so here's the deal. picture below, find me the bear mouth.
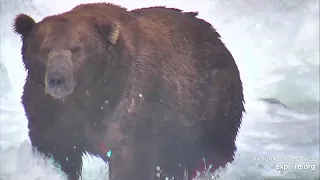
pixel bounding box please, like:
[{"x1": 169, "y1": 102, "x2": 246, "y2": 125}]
[
  {"x1": 44, "y1": 72, "x2": 75, "y2": 99},
  {"x1": 44, "y1": 85, "x2": 74, "y2": 99}
]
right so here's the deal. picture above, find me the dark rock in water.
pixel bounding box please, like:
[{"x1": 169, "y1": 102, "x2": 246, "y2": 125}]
[{"x1": 259, "y1": 98, "x2": 290, "y2": 109}]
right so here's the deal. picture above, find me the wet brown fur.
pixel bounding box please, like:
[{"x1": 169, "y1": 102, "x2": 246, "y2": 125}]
[{"x1": 14, "y1": 3, "x2": 245, "y2": 180}]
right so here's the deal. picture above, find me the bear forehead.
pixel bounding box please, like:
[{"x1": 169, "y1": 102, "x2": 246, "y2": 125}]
[
  {"x1": 33, "y1": 16, "x2": 95, "y2": 49},
  {"x1": 38, "y1": 16, "x2": 92, "y2": 37}
]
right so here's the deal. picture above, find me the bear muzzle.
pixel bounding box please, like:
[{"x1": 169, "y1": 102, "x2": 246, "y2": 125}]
[{"x1": 45, "y1": 51, "x2": 75, "y2": 99}]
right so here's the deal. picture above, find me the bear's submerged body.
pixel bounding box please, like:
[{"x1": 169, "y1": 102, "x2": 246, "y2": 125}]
[{"x1": 14, "y1": 3, "x2": 244, "y2": 180}]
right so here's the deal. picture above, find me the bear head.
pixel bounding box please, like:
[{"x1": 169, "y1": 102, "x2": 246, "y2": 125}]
[{"x1": 13, "y1": 12, "x2": 122, "y2": 99}]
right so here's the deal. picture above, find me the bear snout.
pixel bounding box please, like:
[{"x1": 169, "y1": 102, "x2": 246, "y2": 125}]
[
  {"x1": 45, "y1": 70, "x2": 74, "y2": 99},
  {"x1": 47, "y1": 71, "x2": 65, "y2": 88},
  {"x1": 45, "y1": 52, "x2": 75, "y2": 99}
]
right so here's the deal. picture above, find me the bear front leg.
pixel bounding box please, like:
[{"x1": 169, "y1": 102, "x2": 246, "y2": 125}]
[
  {"x1": 109, "y1": 147, "x2": 160, "y2": 180},
  {"x1": 29, "y1": 131, "x2": 83, "y2": 180},
  {"x1": 107, "y1": 141, "x2": 140, "y2": 180},
  {"x1": 49, "y1": 149, "x2": 83, "y2": 180}
]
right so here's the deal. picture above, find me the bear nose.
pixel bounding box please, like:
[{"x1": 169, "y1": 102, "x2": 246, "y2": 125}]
[{"x1": 47, "y1": 73, "x2": 65, "y2": 88}]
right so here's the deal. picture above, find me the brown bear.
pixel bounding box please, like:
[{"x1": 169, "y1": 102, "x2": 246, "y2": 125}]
[{"x1": 13, "y1": 3, "x2": 245, "y2": 180}]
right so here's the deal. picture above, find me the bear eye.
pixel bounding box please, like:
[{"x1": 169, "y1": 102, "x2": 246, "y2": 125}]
[{"x1": 70, "y1": 46, "x2": 81, "y2": 53}]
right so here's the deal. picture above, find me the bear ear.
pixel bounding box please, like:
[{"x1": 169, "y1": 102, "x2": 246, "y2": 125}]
[
  {"x1": 13, "y1": 14, "x2": 36, "y2": 37},
  {"x1": 96, "y1": 22, "x2": 120, "y2": 45},
  {"x1": 108, "y1": 22, "x2": 120, "y2": 45}
]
